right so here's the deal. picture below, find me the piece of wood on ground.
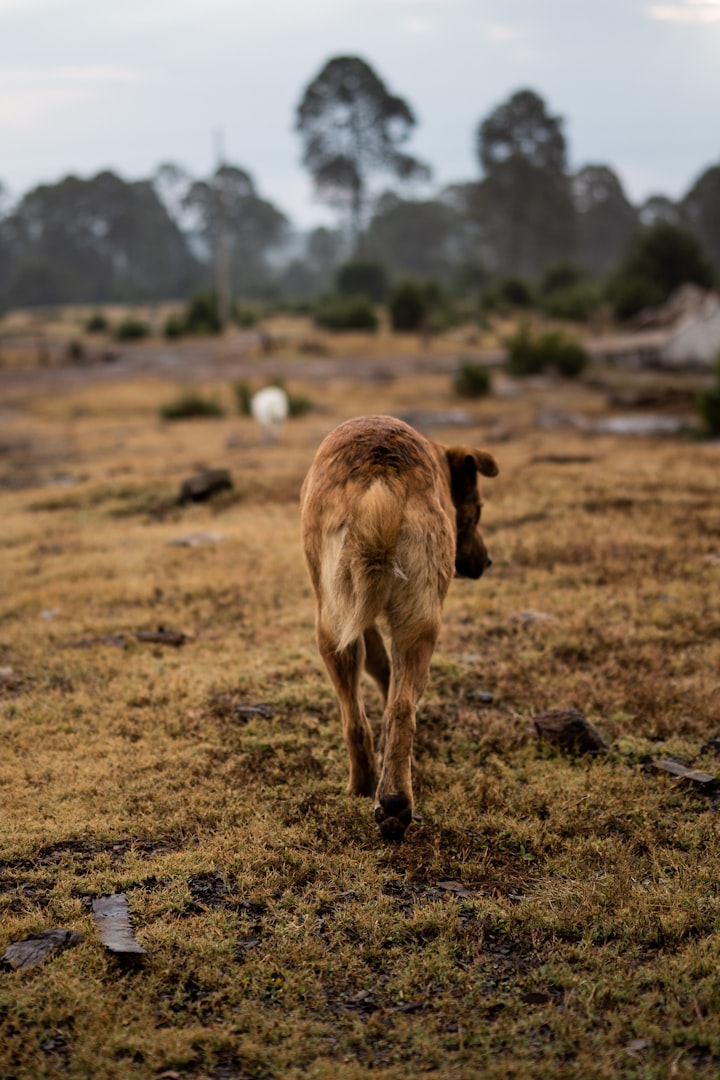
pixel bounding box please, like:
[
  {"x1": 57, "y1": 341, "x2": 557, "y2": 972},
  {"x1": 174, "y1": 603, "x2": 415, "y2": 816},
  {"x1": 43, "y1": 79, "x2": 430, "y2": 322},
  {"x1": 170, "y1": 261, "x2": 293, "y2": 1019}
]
[
  {"x1": 92, "y1": 893, "x2": 146, "y2": 961},
  {"x1": 2, "y1": 928, "x2": 83, "y2": 970},
  {"x1": 533, "y1": 708, "x2": 609, "y2": 755},
  {"x1": 650, "y1": 759, "x2": 719, "y2": 792}
]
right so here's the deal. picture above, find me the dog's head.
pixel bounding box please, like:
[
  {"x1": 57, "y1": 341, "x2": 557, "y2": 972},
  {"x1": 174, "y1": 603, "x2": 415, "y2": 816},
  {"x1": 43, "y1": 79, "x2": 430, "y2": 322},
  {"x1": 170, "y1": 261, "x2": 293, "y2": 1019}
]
[{"x1": 444, "y1": 446, "x2": 499, "y2": 579}]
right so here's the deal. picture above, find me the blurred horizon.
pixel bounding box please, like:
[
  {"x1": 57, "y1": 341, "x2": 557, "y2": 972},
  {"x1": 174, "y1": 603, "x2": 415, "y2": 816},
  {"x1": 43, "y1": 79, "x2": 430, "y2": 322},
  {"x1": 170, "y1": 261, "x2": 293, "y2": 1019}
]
[{"x1": 2, "y1": 0, "x2": 720, "y2": 228}]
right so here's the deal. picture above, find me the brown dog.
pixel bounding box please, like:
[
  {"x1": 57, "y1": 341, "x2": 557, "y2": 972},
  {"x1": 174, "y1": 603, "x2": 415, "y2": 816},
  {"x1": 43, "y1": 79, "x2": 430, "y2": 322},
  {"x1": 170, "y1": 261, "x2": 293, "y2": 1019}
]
[{"x1": 301, "y1": 415, "x2": 498, "y2": 840}]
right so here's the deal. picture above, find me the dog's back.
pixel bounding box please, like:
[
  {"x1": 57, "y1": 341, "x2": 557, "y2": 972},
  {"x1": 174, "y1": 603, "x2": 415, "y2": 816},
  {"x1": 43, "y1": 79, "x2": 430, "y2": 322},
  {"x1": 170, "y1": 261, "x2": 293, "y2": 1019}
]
[{"x1": 301, "y1": 416, "x2": 455, "y2": 651}]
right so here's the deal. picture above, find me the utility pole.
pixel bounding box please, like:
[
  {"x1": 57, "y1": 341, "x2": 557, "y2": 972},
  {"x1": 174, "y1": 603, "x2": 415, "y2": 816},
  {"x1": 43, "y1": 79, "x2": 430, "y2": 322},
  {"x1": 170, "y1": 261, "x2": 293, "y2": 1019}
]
[{"x1": 213, "y1": 129, "x2": 232, "y2": 331}]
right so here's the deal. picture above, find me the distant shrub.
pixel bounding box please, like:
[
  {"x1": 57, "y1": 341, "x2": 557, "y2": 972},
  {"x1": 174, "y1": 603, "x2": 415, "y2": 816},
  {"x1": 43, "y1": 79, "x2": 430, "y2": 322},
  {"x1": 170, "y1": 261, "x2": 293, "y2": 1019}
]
[
  {"x1": 481, "y1": 276, "x2": 535, "y2": 314},
  {"x1": 313, "y1": 295, "x2": 378, "y2": 332},
  {"x1": 540, "y1": 283, "x2": 602, "y2": 322},
  {"x1": 548, "y1": 333, "x2": 589, "y2": 377},
  {"x1": 607, "y1": 275, "x2": 665, "y2": 322},
  {"x1": 696, "y1": 353, "x2": 720, "y2": 435},
  {"x1": 696, "y1": 385, "x2": 720, "y2": 435},
  {"x1": 540, "y1": 262, "x2": 584, "y2": 295},
  {"x1": 234, "y1": 381, "x2": 253, "y2": 417},
  {"x1": 184, "y1": 291, "x2": 222, "y2": 334},
  {"x1": 85, "y1": 312, "x2": 109, "y2": 333},
  {"x1": 388, "y1": 280, "x2": 429, "y2": 332},
  {"x1": 607, "y1": 222, "x2": 715, "y2": 320},
  {"x1": 233, "y1": 379, "x2": 313, "y2": 419},
  {"x1": 159, "y1": 391, "x2": 225, "y2": 420},
  {"x1": 505, "y1": 324, "x2": 588, "y2": 378},
  {"x1": 163, "y1": 314, "x2": 186, "y2": 339},
  {"x1": 66, "y1": 340, "x2": 85, "y2": 362},
  {"x1": 336, "y1": 261, "x2": 388, "y2": 302},
  {"x1": 453, "y1": 360, "x2": 492, "y2": 398},
  {"x1": 114, "y1": 317, "x2": 150, "y2": 342},
  {"x1": 234, "y1": 305, "x2": 258, "y2": 328},
  {"x1": 451, "y1": 258, "x2": 490, "y2": 298}
]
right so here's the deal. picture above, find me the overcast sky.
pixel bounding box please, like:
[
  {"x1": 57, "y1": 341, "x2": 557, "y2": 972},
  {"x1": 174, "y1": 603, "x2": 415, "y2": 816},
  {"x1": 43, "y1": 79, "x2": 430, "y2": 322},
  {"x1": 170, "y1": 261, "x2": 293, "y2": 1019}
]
[{"x1": 2, "y1": 0, "x2": 720, "y2": 228}]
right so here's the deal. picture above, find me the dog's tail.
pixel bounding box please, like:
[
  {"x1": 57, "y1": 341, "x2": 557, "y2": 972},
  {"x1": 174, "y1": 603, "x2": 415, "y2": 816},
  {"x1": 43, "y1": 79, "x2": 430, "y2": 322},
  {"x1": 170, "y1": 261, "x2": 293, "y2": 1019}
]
[{"x1": 323, "y1": 480, "x2": 406, "y2": 652}]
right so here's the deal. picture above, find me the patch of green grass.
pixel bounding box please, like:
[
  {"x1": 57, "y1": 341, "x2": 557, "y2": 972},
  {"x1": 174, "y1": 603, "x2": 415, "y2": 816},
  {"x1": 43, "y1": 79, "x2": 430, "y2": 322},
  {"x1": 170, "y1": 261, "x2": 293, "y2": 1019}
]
[{"x1": 160, "y1": 390, "x2": 226, "y2": 420}]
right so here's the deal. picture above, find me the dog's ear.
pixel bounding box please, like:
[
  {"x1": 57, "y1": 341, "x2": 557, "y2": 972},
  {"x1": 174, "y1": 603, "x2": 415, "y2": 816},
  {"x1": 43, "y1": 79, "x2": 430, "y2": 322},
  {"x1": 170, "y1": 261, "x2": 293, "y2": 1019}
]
[
  {"x1": 472, "y1": 449, "x2": 499, "y2": 478},
  {"x1": 445, "y1": 447, "x2": 499, "y2": 482},
  {"x1": 445, "y1": 446, "x2": 497, "y2": 503}
]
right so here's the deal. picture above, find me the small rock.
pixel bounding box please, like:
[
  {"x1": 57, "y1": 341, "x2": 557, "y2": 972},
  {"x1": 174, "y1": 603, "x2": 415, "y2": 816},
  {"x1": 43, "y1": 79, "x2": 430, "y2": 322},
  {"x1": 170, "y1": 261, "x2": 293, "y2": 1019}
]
[
  {"x1": 533, "y1": 708, "x2": 609, "y2": 755},
  {"x1": 168, "y1": 532, "x2": 224, "y2": 547},
  {"x1": 134, "y1": 627, "x2": 192, "y2": 647},
  {"x1": 534, "y1": 408, "x2": 589, "y2": 431},
  {"x1": 436, "y1": 880, "x2": 473, "y2": 899},
  {"x1": 509, "y1": 610, "x2": 559, "y2": 626},
  {"x1": 521, "y1": 990, "x2": 553, "y2": 1005},
  {"x1": 466, "y1": 689, "x2": 494, "y2": 706},
  {"x1": 625, "y1": 1038, "x2": 650, "y2": 1056},
  {"x1": 592, "y1": 415, "x2": 684, "y2": 437},
  {"x1": 178, "y1": 468, "x2": 233, "y2": 504}
]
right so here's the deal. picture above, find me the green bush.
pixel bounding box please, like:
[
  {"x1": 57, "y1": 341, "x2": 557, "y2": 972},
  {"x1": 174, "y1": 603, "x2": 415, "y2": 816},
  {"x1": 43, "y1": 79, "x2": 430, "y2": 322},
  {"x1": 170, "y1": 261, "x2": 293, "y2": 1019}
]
[
  {"x1": 85, "y1": 312, "x2": 109, "y2": 333},
  {"x1": 451, "y1": 258, "x2": 490, "y2": 298},
  {"x1": 66, "y1": 340, "x2": 85, "y2": 362},
  {"x1": 163, "y1": 314, "x2": 186, "y2": 339},
  {"x1": 696, "y1": 353, "x2": 720, "y2": 435},
  {"x1": 159, "y1": 391, "x2": 225, "y2": 420},
  {"x1": 184, "y1": 291, "x2": 222, "y2": 335},
  {"x1": 114, "y1": 317, "x2": 150, "y2": 342},
  {"x1": 696, "y1": 385, "x2": 720, "y2": 435},
  {"x1": 540, "y1": 262, "x2": 584, "y2": 295},
  {"x1": 540, "y1": 283, "x2": 602, "y2": 322},
  {"x1": 388, "y1": 280, "x2": 428, "y2": 332},
  {"x1": 504, "y1": 323, "x2": 546, "y2": 375},
  {"x1": 234, "y1": 305, "x2": 258, "y2": 328},
  {"x1": 313, "y1": 295, "x2": 378, "y2": 332},
  {"x1": 607, "y1": 222, "x2": 715, "y2": 320},
  {"x1": 505, "y1": 324, "x2": 588, "y2": 378},
  {"x1": 481, "y1": 276, "x2": 536, "y2": 314},
  {"x1": 234, "y1": 381, "x2": 253, "y2": 417},
  {"x1": 453, "y1": 360, "x2": 492, "y2": 398},
  {"x1": 546, "y1": 332, "x2": 589, "y2": 377},
  {"x1": 336, "y1": 261, "x2": 388, "y2": 302},
  {"x1": 607, "y1": 275, "x2": 665, "y2": 322}
]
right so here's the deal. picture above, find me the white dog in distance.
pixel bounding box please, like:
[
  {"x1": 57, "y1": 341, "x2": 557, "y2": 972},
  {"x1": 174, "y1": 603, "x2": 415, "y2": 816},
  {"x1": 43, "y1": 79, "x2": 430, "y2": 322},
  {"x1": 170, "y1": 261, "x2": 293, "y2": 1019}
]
[{"x1": 251, "y1": 385, "x2": 289, "y2": 443}]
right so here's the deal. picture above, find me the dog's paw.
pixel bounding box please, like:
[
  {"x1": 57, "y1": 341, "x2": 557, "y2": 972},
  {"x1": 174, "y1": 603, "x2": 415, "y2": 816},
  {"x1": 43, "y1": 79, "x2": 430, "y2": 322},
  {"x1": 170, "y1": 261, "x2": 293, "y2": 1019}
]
[{"x1": 374, "y1": 794, "x2": 412, "y2": 841}]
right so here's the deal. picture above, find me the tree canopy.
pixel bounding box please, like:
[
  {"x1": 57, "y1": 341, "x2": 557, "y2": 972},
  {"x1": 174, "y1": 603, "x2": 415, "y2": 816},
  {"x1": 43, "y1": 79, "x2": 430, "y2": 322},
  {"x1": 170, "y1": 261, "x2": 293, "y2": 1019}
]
[
  {"x1": 681, "y1": 165, "x2": 720, "y2": 270},
  {"x1": 295, "y1": 56, "x2": 430, "y2": 243},
  {"x1": 2, "y1": 171, "x2": 199, "y2": 306},
  {"x1": 572, "y1": 164, "x2": 638, "y2": 277},
  {"x1": 476, "y1": 88, "x2": 575, "y2": 279}
]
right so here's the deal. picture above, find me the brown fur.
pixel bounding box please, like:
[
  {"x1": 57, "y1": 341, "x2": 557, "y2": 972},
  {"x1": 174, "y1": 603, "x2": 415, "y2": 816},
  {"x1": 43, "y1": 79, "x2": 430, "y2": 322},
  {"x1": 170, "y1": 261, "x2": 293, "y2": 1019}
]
[{"x1": 301, "y1": 415, "x2": 499, "y2": 840}]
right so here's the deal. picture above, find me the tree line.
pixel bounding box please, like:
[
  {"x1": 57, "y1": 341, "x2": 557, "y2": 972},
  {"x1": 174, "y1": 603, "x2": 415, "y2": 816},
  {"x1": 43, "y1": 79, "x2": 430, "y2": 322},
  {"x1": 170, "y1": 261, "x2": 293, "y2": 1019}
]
[{"x1": 0, "y1": 55, "x2": 718, "y2": 315}]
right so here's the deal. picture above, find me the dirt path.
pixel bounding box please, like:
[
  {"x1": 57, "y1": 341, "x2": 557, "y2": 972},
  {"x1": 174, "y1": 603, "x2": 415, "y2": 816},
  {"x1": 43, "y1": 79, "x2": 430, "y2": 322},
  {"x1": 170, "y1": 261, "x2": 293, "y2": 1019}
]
[{"x1": 0, "y1": 333, "x2": 506, "y2": 397}]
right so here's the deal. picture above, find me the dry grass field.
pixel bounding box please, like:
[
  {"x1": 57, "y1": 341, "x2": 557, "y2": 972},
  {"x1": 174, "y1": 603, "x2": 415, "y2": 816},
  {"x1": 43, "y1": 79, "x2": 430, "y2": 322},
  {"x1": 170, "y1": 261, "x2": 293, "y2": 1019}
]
[{"x1": 1, "y1": 341, "x2": 720, "y2": 1078}]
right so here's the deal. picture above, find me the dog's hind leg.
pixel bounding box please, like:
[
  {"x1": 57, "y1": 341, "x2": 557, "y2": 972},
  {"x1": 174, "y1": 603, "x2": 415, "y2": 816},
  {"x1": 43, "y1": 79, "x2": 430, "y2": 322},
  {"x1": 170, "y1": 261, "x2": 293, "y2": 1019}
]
[
  {"x1": 317, "y1": 619, "x2": 378, "y2": 797},
  {"x1": 374, "y1": 623, "x2": 438, "y2": 841}
]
